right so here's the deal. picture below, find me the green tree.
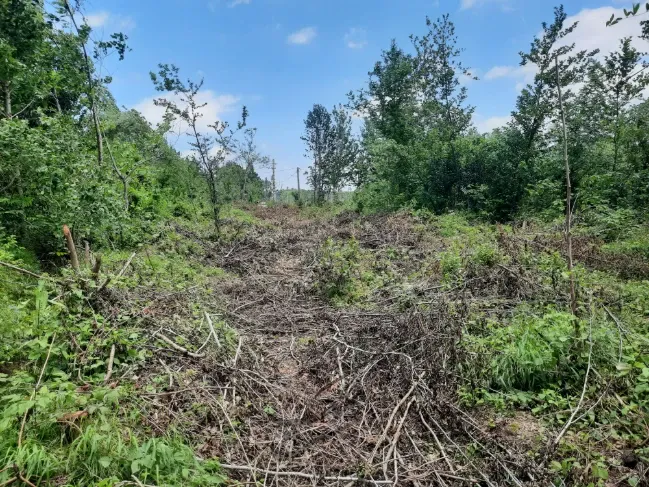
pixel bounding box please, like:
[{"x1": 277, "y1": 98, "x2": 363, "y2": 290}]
[
  {"x1": 302, "y1": 104, "x2": 334, "y2": 203},
  {"x1": 327, "y1": 105, "x2": 359, "y2": 197},
  {"x1": 0, "y1": 0, "x2": 48, "y2": 119},
  {"x1": 150, "y1": 63, "x2": 248, "y2": 232}
]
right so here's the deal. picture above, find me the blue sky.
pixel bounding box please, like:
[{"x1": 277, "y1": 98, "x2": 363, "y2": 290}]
[{"x1": 83, "y1": 0, "x2": 647, "y2": 188}]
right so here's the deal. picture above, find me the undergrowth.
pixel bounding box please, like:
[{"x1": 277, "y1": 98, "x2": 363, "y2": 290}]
[{"x1": 0, "y1": 208, "x2": 244, "y2": 486}]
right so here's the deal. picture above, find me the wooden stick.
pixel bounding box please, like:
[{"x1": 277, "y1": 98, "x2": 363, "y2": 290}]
[
  {"x1": 204, "y1": 312, "x2": 222, "y2": 348},
  {"x1": 19, "y1": 334, "x2": 56, "y2": 447},
  {"x1": 98, "y1": 252, "x2": 136, "y2": 292},
  {"x1": 104, "y1": 344, "x2": 116, "y2": 383},
  {"x1": 368, "y1": 380, "x2": 419, "y2": 465},
  {"x1": 218, "y1": 463, "x2": 393, "y2": 485},
  {"x1": 92, "y1": 255, "x2": 102, "y2": 282},
  {"x1": 84, "y1": 241, "x2": 91, "y2": 266},
  {"x1": 154, "y1": 332, "x2": 205, "y2": 358},
  {"x1": 63, "y1": 225, "x2": 80, "y2": 273},
  {"x1": 0, "y1": 260, "x2": 55, "y2": 281}
]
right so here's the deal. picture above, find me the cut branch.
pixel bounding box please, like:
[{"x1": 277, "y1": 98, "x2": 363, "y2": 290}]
[
  {"x1": 63, "y1": 225, "x2": 80, "y2": 273},
  {"x1": 218, "y1": 463, "x2": 393, "y2": 485},
  {"x1": 154, "y1": 332, "x2": 205, "y2": 359}
]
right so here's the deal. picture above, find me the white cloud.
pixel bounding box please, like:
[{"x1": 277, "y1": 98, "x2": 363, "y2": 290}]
[
  {"x1": 460, "y1": 0, "x2": 512, "y2": 11},
  {"x1": 287, "y1": 27, "x2": 317, "y2": 45},
  {"x1": 484, "y1": 63, "x2": 537, "y2": 89},
  {"x1": 85, "y1": 11, "x2": 110, "y2": 28},
  {"x1": 207, "y1": 1, "x2": 218, "y2": 12},
  {"x1": 484, "y1": 65, "x2": 514, "y2": 80},
  {"x1": 345, "y1": 28, "x2": 367, "y2": 49},
  {"x1": 474, "y1": 114, "x2": 511, "y2": 133},
  {"x1": 118, "y1": 16, "x2": 136, "y2": 30},
  {"x1": 484, "y1": 5, "x2": 649, "y2": 92},
  {"x1": 229, "y1": 0, "x2": 251, "y2": 7},
  {"x1": 559, "y1": 6, "x2": 649, "y2": 58},
  {"x1": 84, "y1": 11, "x2": 135, "y2": 31},
  {"x1": 133, "y1": 90, "x2": 239, "y2": 135}
]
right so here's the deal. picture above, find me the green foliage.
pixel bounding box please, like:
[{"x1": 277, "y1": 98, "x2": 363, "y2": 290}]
[
  {"x1": 315, "y1": 237, "x2": 367, "y2": 304},
  {"x1": 464, "y1": 310, "x2": 616, "y2": 391},
  {"x1": 0, "y1": 231, "x2": 228, "y2": 486},
  {"x1": 349, "y1": 7, "x2": 649, "y2": 224},
  {"x1": 302, "y1": 104, "x2": 359, "y2": 204}
]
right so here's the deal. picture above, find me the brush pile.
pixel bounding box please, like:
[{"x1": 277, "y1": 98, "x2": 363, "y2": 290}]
[{"x1": 128, "y1": 207, "x2": 550, "y2": 486}]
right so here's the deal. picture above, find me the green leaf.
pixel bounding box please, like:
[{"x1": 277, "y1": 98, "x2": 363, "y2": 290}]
[
  {"x1": 633, "y1": 3, "x2": 640, "y2": 14},
  {"x1": 98, "y1": 457, "x2": 111, "y2": 468},
  {"x1": 592, "y1": 465, "x2": 608, "y2": 480}
]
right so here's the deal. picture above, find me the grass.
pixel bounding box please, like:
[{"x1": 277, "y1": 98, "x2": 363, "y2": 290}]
[
  {"x1": 0, "y1": 206, "x2": 258, "y2": 486},
  {"x1": 3, "y1": 204, "x2": 649, "y2": 486}
]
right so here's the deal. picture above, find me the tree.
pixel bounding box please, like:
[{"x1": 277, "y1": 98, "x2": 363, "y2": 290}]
[
  {"x1": 236, "y1": 128, "x2": 269, "y2": 201},
  {"x1": 150, "y1": 63, "x2": 247, "y2": 232},
  {"x1": 348, "y1": 41, "x2": 418, "y2": 146},
  {"x1": 606, "y1": 3, "x2": 649, "y2": 41},
  {"x1": 348, "y1": 41, "x2": 422, "y2": 208},
  {"x1": 302, "y1": 104, "x2": 359, "y2": 203},
  {"x1": 0, "y1": 0, "x2": 46, "y2": 119},
  {"x1": 59, "y1": 0, "x2": 128, "y2": 165},
  {"x1": 598, "y1": 38, "x2": 649, "y2": 168},
  {"x1": 412, "y1": 14, "x2": 475, "y2": 210},
  {"x1": 327, "y1": 106, "x2": 359, "y2": 197},
  {"x1": 510, "y1": 6, "x2": 596, "y2": 172},
  {"x1": 302, "y1": 104, "x2": 334, "y2": 203}
]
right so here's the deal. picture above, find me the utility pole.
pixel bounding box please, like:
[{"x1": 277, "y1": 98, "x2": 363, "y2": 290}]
[
  {"x1": 271, "y1": 159, "x2": 277, "y2": 202},
  {"x1": 296, "y1": 167, "x2": 301, "y2": 202}
]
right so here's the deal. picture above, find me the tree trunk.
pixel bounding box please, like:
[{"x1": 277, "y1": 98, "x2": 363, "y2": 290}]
[
  {"x1": 63, "y1": 0, "x2": 103, "y2": 165},
  {"x1": 556, "y1": 56, "x2": 577, "y2": 317},
  {"x1": 613, "y1": 92, "x2": 620, "y2": 170},
  {"x1": 3, "y1": 81, "x2": 11, "y2": 119},
  {"x1": 52, "y1": 88, "x2": 62, "y2": 114},
  {"x1": 105, "y1": 137, "x2": 129, "y2": 211}
]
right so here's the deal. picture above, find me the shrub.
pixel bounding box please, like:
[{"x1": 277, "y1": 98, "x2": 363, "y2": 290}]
[{"x1": 464, "y1": 310, "x2": 619, "y2": 391}]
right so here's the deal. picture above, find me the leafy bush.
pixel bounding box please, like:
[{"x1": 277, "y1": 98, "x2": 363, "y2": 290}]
[{"x1": 464, "y1": 310, "x2": 619, "y2": 391}]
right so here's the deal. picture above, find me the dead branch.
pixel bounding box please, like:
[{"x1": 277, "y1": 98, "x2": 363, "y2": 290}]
[
  {"x1": 204, "y1": 312, "x2": 222, "y2": 348},
  {"x1": 550, "y1": 314, "x2": 594, "y2": 451},
  {"x1": 154, "y1": 332, "x2": 205, "y2": 359},
  {"x1": 63, "y1": 225, "x2": 80, "y2": 273},
  {"x1": 98, "y1": 252, "x2": 136, "y2": 292},
  {"x1": 104, "y1": 344, "x2": 116, "y2": 383},
  {"x1": 417, "y1": 410, "x2": 455, "y2": 474},
  {"x1": 19, "y1": 333, "x2": 57, "y2": 447},
  {"x1": 218, "y1": 463, "x2": 393, "y2": 485},
  {"x1": 368, "y1": 379, "x2": 419, "y2": 466},
  {"x1": 0, "y1": 260, "x2": 56, "y2": 282}
]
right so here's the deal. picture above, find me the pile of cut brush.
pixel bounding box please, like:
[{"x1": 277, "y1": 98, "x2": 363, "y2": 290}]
[{"x1": 128, "y1": 208, "x2": 553, "y2": 486}]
